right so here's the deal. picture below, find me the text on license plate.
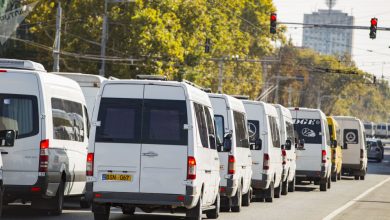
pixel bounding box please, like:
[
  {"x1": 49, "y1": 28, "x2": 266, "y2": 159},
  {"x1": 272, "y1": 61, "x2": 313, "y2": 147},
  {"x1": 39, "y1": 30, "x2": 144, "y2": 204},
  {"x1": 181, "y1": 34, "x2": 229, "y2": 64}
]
[{"x1": 102, "y1": 174, "x2": 132, "y2": 181}]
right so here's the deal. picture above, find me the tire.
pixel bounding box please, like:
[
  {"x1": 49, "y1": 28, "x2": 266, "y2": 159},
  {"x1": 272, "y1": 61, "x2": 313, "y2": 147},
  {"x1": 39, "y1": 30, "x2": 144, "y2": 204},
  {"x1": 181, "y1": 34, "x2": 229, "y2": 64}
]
[
  {"x1": 354, "y1": 175, "x2": 360, "y2": 180},
  {"x1": 121, "y1": 206, "x2": 135, "y2": 215},
  {"x1": 281, "y1": 179, "x2": 289, "y2": 196},
  {"x1": 242, "y1": 188, "x2": 251, "y2": 207},
  {"x1": 265, "y1": 182, "x2": 274, "y2": 203},
  {"x1": 331, "y1": 172, "x2": 337, "y2": 182},
  {"x1": 274, "y1": 182, "x2": 281, "y2": 198},
  {"x1": 231, "y1": 183, "x2": 242, "y2": 213},
  {"x1": 288, "y1": 177, "x2": 295, "y2": 192},
  {"x1": 320, "y1": 178, "x2": 327, "y2": 192},
  {"x1": 186, "y1": 195, "x2": 202, "y2": 220},
  {"x1": 93, "y1": 203, "x2": 110, "y2": 220},
  {"x1": 0, "y1": 184, "x2": 3, "y2": 218},
  {"x1": 80, "y1": 198, "x2": 92, "y2": 209},
  {"x1": 220, "y1": 197, "x2": 231, "y2": 212},
  {"x1": 206, "y1": 193, "x2": 220, "y2": 219},
  {"x1": 360, "y1": 175, "x2": 365, "y2": 180},
  {"x1": 327, "y1": 176, "x2": 331, "y2": 189},
  {"x1": 337, "y1": 171, "x2": 342, "y2": 181},
  {"x1": 49, "y1": 180, "x2": 65, "y2": 216},
  {"x1": 94, "y1": 212, "x2": 110, "y2": 220}
]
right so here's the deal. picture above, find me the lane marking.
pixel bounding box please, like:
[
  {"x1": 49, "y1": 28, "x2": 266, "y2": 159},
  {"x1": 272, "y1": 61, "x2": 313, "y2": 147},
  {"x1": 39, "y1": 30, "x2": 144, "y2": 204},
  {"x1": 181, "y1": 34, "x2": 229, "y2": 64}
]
[{"x1": 323, "y1": 176, "x2": 390, "y2": 220}]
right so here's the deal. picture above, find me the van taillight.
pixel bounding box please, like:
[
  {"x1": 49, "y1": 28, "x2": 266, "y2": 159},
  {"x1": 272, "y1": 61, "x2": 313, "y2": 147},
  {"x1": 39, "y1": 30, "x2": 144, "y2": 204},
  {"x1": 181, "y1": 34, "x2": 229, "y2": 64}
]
[
  {"x1": 187, "y1": 156, "x2": 196, "y2": 180},
  {"x1": 322, "y1": 150, "x2": 327, "y2": 163},
  {"x1": 86, "y1": 153, "x2": 94, "y2": 176},
  {"x1": 39, "y1": 139, "x2": 49, "y2": 172},
  {"x1": 282, "y1": 149, "x2": 287, "y2": 165},
  {"x1": 263, "y1": 153, "x2": 270, "y2": 170},
  {"x1": 228, "y1": 155, "x2": 236, "y2": 174},
  {"x1": 360, "y1": 149, "x2": 364, "y2": 159},
  {"x1": 0, "y1": 70, "x2": 7, "y2": 72}
]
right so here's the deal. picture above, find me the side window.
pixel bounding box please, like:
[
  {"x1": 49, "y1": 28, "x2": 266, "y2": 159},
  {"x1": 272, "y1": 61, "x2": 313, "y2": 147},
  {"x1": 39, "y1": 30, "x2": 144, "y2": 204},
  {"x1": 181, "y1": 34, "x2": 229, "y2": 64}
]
[
  {"x1": 325, "y1": 121, "x2": 331, "y2": 146},
  {"x1": 268, "y1": 116, "x2": 281, "y2": 148},
  {"x1": 204, "y1": 107, "x2": 216, "y2": 150},
  {"x1": 84, "y1": 106, "x2": 90, "y2": 138},
  {"x1": 52, "y1": 98, "x2": 84, "y2": 142},
  {"x1": 215, "y1": 115, "x2": 224, "y2": 151},
  {"x1": 194, "y1": 103, "x2": 209, "y2": 148},
  {"x1": 233, "y1": 111, "x2": 249, "y2": 148},
  {"x1": 286, "y1": 121, "x2": 295, "y2": 143}
]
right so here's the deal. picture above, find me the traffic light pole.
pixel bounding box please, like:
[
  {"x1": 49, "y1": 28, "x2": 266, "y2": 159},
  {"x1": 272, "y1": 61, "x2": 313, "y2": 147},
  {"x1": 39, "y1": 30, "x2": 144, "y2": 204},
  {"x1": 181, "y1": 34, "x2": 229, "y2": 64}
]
[{"x1": 278, "y1": 22, "x2": 390, "y2": 31}]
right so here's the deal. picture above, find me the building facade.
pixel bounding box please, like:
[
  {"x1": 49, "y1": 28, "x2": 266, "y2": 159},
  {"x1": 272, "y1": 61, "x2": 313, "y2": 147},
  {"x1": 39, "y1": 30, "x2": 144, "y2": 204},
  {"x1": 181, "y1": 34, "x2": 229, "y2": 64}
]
[{"x1": 302, "y1": 10, "x2": 354, "y2": 56}]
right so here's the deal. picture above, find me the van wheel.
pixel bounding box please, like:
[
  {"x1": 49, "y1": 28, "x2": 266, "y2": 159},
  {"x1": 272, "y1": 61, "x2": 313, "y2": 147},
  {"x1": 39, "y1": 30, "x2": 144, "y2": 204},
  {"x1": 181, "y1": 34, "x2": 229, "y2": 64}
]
[
  {"x1": 220, "y1": 197, "x2": 231, "y2": 212},
  {"x1": 49, "y1": 180, "x2": 65, "y2": 216},
  {"x1": 80, "y1": 198, "x2": 92, "y2": 209},
  {"x1": 337, "y1": 171, "x2": 342, "y2": 181},
  {"x1": 327, "y1": 176, "x2": 331, "y2": 189},
  {"x1": 242, "y1": 188, "x2": 251, "y2": 207},
  {"x1": 360, "y1": 175, "x2": 365, "y2": 180},
  {"x1": 206, "y1": 193, "x2": 220, "y2": 219},
  {"x1": 319, "y1": 178, "x2": 327, "y2": 192},
  {"x1": 274, "y1": 183, "x2": 281, "y2": 198},
  {"x1": 121, "y1": 206, "x2": 135, "y2": 215},
  {"x1": 354, "y1": 175, "x2": 359, "y2": 180},
  {"x1": 265, "y1": 182, "x2": 274, "y2": 203},
  {"x1": 93, "y1": 203, "x2": 110, "y2": 220},
  {"x1": 288, "y1": 177, "x2": 295, "y2": 192},
  {"x1": 186, "y1": 195, "x2": 202, "y2": 220},
  {"x1": 331, "y1": 172, "x2": 337, "y2": 182},
  {"x1": 281, "y1": 179, "x2": 289, "y2": 195},
  {"x1": 231, "y1": 183, "x2": 242, "y2": 212}
]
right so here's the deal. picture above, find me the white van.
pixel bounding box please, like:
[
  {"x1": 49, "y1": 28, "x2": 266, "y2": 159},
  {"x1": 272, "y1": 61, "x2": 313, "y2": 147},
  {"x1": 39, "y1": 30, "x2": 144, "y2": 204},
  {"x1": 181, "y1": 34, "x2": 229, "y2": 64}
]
[
  {"x1": 242, "y1": 101, "x2": 282, "y2": 202},
  {"x1": 87, "y1": 79, "x2": 220, "y2": 220},
  {"x1": 0, "y1": 59, "x2": 89, "y2": 214},
  {"x1": 274, "y1": 104, "x2": 297, "y2": 195},
  {"x1": 333, "y1": 116, "x2": 368, "y2": 180},
  {"x1": 209, "y1": 94, "x2": 252, "y2": 212},
  {"x1": 52, "y1": 72, "x2": 107, "y2": 119},
  {"x1": 289, "y1": 108, "x2": 332, "y2": 191}
]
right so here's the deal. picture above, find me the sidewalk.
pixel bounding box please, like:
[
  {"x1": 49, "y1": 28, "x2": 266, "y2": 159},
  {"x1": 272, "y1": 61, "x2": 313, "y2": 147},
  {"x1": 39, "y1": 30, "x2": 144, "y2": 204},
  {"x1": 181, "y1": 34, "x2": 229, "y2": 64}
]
[{"x1": 334, "y1": 178, "x2": 390, "y2": 220}]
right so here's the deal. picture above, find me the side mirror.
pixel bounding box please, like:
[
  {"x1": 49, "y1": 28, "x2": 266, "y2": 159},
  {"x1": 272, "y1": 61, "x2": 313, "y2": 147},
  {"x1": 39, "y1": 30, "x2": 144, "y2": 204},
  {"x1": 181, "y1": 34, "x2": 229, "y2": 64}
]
[
  {"x1": 285, "y1": 139, "x2": 292, "y2": 150},
  {"x1": 253, "y1": 139, "x2": 262, "y2": 150},
  {"x1": 0, "y1": 130, "x2": 16, "y2": 147},
  {"x1": 343, "y1": 143, "x2": 348, "y2": 149},
  {"x1": 224, "y1": 138, "x2": 232, "y2": 152},
  {"x1": 332, "y1": 140, "x2": 338, "y2": 148},
  {"x1": 297, "y1": 139, "x2": 305, "y2": 150}
]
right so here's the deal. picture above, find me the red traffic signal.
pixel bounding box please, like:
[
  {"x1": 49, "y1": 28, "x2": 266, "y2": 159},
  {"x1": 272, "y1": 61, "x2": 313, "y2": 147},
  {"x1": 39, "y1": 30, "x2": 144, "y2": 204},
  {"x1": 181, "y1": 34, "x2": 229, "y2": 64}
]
[
  {"x1": 270, "y1": 13, "x2": 277, "y2": 34},
  {"x1": 371, "y1": 18, "x2": 377, "y2": 26},
  {"x1": 370, "y1": 18, "x2": 378, "y2": 39}
]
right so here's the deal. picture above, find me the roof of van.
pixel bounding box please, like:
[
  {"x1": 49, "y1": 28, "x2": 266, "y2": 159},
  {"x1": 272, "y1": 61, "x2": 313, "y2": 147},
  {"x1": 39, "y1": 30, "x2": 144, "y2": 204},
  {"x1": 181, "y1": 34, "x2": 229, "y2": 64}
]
[
  {"x1": 242, "y1": 100, "x2": 278, "y2": 116},
  {"x1": 208, "y1": 93, "x2": 246, "y2": 113},
  {"x1": 52, "y1": 72, "x2": 107, "y2": 87},
  {"x1": 273, "y1": 104, "x2": 292, "y2": 118},
  {"x1": 289, "y1": 107, "x2": 326, "y2": 119},
  {"x1": 0, "y1": 59, "x2": 46, "y2": 72},
  {"x1": 101, "y1": 79, "x2": 212, "y2": 107},
  {"x1": 332, "y1": 116, "x2": 360, "y2": 121}
]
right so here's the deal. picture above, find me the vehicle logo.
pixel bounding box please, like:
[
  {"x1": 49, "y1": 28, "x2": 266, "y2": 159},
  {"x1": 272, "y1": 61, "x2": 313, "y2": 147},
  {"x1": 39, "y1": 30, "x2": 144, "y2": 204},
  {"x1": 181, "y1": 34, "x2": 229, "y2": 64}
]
[
  {"x1": 248, "y1": 122, "x2": 257, "y2": 139},
  {"x1": 346, "y1": 132, "x2": 356, "y2": 143},
  {"x1": 302, "y1": 128, "x2": 316, "y2": 137}
]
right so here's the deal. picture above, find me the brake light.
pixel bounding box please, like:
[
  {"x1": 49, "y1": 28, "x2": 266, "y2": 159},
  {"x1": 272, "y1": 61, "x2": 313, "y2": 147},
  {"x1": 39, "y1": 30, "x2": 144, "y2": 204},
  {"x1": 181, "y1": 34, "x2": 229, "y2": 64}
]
[
  {"x1": 322, "y1": 150, "x2": 327, "y2": 163},
  {"x1": 39, "y1": 140, "x2": 49, "y2": 172},
  {"x1": 187, "y1": 156, "x2": 196, "y2": 180},
  {"x1": 86, "y1": 153, "x2": 94, "y2": 176},
  {"x1": 0, "y1": 70, "x2": 7, "y2": 72},
  {"x1": 228, "y1": 155, "x2": 236, "y2": 174},
  {"x1": 282, "y1": 149, "x2": 287, "y2": 165},
  {"x1": 263, "y1": 153, "x2": 270, "y2": 170},
  {"x1": 31, "y1": 187, "x2": 41, "y2": 192},
  {"x1": 360, "y1": 149, "x2": 364, "y2": 159}
]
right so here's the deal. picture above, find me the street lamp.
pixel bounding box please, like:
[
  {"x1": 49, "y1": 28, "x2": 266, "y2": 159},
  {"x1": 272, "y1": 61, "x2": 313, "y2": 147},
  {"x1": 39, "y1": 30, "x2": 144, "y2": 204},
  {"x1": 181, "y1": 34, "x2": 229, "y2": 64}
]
[{"x1": 100, "y1": 0, "x2": 135, "y2": 77}]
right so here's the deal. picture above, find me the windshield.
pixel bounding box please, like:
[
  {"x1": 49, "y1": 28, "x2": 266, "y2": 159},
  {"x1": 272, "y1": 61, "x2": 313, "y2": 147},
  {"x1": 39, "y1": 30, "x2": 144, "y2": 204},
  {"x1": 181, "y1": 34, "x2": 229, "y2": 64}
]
[
  {"x1": 293, "y1": 118, "x2": 322, "y2": 144},
  {"x1": 0, "y1": 94, "x2": 38, "y2": 139},
  {"x1": 364, "y1": 124, "x2": 372, "y2": 129}
]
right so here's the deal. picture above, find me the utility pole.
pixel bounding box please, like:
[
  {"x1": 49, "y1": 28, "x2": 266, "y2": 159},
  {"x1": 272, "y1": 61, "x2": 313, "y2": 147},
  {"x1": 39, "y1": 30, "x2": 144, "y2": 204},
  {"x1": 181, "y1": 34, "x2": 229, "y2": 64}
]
[
  {"x1": 288, "y1": 85, "x2": 292, "y2": 107},
  {"x1": 317, "y1": 89, "x2": 321, "y2": 109},
  {"x1": 217, "y1": 60, "x2": 224, "y2": 93},
  {"x1": 53, "y1": 1, "x2": 62, "y2": 72},
  {"x1": 275, "y1": 70, "x2": 281, "y2": 103},
  {"x1": 99, "y1": 0, "x2": 109, "y2": 76}
]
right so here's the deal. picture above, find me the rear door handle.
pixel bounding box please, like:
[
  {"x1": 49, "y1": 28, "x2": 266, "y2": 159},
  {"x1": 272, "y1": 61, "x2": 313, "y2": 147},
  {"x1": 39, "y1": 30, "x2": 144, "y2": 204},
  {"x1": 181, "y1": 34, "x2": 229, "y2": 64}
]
[
  {"x1": 214, "y1": 157, "x2": 219, "y2": 161},
  {"x1": 1, "y1": 151, "x2": 8, "y2": 155},
  {"x1": 142, "y1": 152, "x2": 159, "y2": 157},
  {"x1": 205, "y1": 170, "x2": 211, "y2": 174}
]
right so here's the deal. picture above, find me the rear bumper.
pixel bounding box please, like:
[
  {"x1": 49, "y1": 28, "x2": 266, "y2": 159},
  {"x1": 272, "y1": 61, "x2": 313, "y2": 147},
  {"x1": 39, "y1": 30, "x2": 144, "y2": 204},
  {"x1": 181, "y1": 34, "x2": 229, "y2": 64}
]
[
  {"x1": 92, "y1": 191, "x2": 195, "y2": 208},
  {"x1": 342, "y1": 163, "x2": 366, "y2": 175},
  {"x1": 220, "y1": 178, "x2": 236, "y2": 197},
  {"x1": 251, "y1": 174, "x2": 269, "y2": 189},
  {"x1": 296, "y1": 167, "x2": 327, "y2": 180}
]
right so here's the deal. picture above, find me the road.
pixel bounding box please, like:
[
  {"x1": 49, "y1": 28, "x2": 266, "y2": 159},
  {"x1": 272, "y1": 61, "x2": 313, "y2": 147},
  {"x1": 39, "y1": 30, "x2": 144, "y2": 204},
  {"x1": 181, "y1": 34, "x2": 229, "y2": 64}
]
[{"x1": 3, "y1": 146, "x2": 390, "y2": 220}]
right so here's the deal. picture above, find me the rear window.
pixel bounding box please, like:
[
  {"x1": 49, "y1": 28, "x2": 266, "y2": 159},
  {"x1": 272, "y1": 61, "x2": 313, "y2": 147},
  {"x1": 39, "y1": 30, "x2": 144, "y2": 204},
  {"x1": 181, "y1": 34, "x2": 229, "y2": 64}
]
[
  {"x1": 293, "y1": 118, "x2": 322, "y2": 144},
  {"x1": 0, "y1": 94, "x2": 38, "y2": 139},
  {"x1": 96, "y1": 98, "x2": 187, "y2": 145},
  {"x1": 248, "y1": 120, "x2": 260, "y2": 143},
  {"x1": 344, "y1": 129, "x2": 359, "y2": 144},
  {"x1": 269, "y1": 116, "x2": 281, "y2": 148}
]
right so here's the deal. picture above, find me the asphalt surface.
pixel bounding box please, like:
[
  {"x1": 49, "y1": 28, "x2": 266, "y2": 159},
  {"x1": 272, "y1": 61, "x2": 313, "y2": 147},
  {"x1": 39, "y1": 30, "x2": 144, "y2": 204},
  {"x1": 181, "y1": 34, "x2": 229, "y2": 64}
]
[{"x1": 3, "y1": 145, "x2": 390, "y2": 220}]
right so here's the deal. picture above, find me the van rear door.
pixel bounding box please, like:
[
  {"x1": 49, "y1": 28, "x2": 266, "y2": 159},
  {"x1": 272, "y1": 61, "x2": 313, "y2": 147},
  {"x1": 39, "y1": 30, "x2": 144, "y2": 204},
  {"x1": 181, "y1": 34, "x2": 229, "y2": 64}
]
[
  {"x1": 342, "y1": 122, "x2": 361, "y2": 165},
  {"x1": 0, "y1": 72, "x2": 41, "y2": 185},
  {"x1": 139, "y1": 85, "x2": 187, "y2": 195},
  {"x1": 93, "y1": 84, "x2": 143, "y2": 193}
]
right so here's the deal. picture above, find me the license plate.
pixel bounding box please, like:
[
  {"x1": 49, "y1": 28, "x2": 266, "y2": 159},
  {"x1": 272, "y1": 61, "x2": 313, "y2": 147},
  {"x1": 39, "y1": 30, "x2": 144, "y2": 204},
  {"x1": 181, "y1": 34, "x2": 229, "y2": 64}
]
[{"x1": 102, "y1": 174, "x2": 132, "y2": 182}]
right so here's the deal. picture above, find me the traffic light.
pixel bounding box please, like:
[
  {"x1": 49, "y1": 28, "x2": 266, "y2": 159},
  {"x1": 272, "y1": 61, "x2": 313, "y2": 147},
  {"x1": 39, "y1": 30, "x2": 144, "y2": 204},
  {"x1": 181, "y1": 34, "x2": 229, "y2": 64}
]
[
  {"x1": 270, "y1": 13, "x2": 277, "y2": 34},
  {"x1": 205, "y1": 38, "x2": 211, "y2": 53},
  {"x1": 370, "y1": 18, "x2": 378, "y2": 39}
]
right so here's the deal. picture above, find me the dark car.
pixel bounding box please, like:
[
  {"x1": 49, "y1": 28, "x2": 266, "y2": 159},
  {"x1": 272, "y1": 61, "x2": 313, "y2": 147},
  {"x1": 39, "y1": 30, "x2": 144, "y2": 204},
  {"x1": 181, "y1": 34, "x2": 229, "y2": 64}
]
[{"x1": 367, "y1": 139, "x2": 383, "y2": 162}]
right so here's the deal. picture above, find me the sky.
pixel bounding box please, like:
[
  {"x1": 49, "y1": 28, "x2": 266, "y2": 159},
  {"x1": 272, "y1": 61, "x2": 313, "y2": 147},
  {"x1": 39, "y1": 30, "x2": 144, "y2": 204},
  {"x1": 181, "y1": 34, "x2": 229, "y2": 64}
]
[{"x1": 273, "y1": 0, "x2": 390, "y2": 81}]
